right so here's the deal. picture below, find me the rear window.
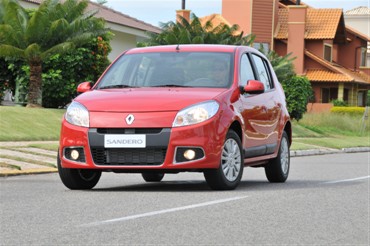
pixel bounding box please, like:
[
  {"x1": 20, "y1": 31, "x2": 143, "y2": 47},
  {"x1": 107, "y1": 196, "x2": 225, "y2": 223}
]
[{"x1": 97, "y1": 52, "x2": 234, "y2": 89}]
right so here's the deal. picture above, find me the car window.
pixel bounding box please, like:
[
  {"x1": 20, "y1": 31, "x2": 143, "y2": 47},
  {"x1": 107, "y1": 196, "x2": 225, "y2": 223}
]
[
  {"x1": 239, "y1": 54, "x2": 256, "y2": 87},
  {"x1": 97, "y1": 52, "x2": 234, "y2": 89},
  {"x1": 251, "y1": 54, "x2": 273, "y2": 90}
]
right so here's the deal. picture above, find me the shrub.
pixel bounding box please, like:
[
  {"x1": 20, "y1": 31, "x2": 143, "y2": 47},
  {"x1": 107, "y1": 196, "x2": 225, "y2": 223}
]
[
  {"x1": 331, "y1": 107, "x2": 365, "y2": 115},
  {"x1": 281, "y1": 76, "x2": 313, "y2": 121},
  {"x1": 331, "y1": 99, "x2": 348, "y2": 107}
]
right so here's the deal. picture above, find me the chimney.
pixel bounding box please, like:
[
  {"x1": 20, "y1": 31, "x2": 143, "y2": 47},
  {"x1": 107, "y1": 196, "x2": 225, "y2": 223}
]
[
  {"x1": 287, "y1": 5, "x2": 307, "y2": 75},
  {"x1": 176, "y1": 0, "x2": 190, "y2": 23}
]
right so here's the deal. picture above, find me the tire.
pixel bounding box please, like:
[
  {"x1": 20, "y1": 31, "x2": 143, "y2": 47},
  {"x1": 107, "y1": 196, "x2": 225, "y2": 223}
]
[
  {"x1": 265, "y1": 131, "x2": 290, "y2": 183},
  {"x1": 57, "y1": 152, "x2": 101, "y2": 190},
  {"x1": 204, "y1": 130, "x2": 244, "y2": 190},
  {"x1": 142, "y1": 172, "x2": 165, "y2": 182}
]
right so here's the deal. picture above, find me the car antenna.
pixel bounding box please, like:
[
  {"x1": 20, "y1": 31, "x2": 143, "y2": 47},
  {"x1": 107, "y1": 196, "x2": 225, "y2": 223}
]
[{"x1": 176, "y1": 44, "x2": 180, "y2": 51}]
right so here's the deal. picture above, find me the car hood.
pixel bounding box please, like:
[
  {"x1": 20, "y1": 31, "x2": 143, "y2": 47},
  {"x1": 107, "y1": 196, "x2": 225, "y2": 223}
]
[{"x1": 75, "y1": 88, "x2": 227, "y2": 112}]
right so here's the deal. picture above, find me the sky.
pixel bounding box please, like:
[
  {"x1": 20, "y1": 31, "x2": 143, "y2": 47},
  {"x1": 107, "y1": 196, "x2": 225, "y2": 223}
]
[{"x1": 98, "y1": 0, "x2": 370, "y2": 27}]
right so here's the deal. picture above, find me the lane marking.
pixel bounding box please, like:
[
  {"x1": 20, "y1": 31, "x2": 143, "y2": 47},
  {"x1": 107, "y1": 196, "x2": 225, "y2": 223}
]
[
  {"x1": 81, "y1": 196, "x2": 248, "y2": 227},
  {"x1": 323, "y1": 175, "x2": 370, "y2": 184}
]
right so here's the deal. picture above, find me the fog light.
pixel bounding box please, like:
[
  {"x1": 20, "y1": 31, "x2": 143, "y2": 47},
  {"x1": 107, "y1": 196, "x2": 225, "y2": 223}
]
[
  {"x1": 183, "y1": 149, "x2": 196, "y2": 160},
  {"x1": 70, "y1": 149, "x2": 80, "y2": 160}
]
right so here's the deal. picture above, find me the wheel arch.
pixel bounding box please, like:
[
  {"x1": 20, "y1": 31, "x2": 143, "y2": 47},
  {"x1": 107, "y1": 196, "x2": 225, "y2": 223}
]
[{"x1": 229, "y1": 120, "x2": 243, "y2": 144}]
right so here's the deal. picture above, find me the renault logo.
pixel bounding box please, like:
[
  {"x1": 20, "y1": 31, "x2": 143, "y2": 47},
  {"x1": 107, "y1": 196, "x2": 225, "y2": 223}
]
[{"x1": 125, "y1": 114, "x2": 135, "y2": 125}]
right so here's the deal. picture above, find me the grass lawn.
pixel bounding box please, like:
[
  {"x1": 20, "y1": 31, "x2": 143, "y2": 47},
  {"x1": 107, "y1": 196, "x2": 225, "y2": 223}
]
[{"x1": 0, "y1": 106, "x2": 65, "y2": 141}]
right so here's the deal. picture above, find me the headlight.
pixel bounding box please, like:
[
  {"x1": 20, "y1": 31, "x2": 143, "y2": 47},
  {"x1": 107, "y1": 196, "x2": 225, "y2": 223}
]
[
  {"x1": 65, "y1": 101, "x2": 89, "y2": 127},
  {"x1": 173, "y1": 100, "x2": 219, "y2": 127}
]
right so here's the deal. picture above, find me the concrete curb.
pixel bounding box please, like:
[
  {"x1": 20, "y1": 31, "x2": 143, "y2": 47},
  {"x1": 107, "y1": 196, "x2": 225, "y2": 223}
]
[
  {"x1": 291, "y1": 147, "x2": 370, "y2": 157},
  {"x1": 0, "y1": 147, "x2": 368, "y2": 177},
  {"x1": 0, "y1": 168, "x2": 57, "y2": 177}
]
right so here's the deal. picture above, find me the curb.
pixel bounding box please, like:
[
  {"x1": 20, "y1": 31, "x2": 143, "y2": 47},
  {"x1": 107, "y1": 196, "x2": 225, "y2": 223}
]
[
  {"x1": 291, "y1": 147, "x2": 370, "y2": 157},
  {"x1": 0, "y1": 168, "x2": 57, "y2": 177},
  {"x1": 0, "y1": 147, "x2": 369, "y2": 177}
]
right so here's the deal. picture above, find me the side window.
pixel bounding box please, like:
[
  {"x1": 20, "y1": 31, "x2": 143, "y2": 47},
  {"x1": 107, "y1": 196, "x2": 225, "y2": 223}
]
[
  {"x1": 251, "y1": 54, "x2": 273, "y2": 90},
  {"x1": 239, "y1": 54, "x2": 255, "y2": 87}
]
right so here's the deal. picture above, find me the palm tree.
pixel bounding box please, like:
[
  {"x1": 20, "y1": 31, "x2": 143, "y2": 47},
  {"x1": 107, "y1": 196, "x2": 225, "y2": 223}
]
[
  {"x1": 138, "y1": 13, "x2": 255, "y2": 47},
  {"x1": 0, "y1": 0, "x2": 108, "y2": 107}
]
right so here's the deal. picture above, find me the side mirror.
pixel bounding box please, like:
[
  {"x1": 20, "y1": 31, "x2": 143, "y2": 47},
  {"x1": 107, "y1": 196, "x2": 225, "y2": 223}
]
[
  {"x1": 243, "y1": 80, "x2": 265, "y2": 94},
  {"x1": 77, "y1": 82, "x2": 93, "y2": 93}
]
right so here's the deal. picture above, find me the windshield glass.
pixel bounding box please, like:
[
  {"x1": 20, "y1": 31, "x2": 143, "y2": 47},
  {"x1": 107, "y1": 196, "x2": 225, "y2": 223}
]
[{"x1": 96, "y1": 52, "x2": 234, "y2": 89}]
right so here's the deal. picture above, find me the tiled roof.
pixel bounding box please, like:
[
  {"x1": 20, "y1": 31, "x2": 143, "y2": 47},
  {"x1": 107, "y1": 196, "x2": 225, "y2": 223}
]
[
  {"x1": 199, "y1": 14, "x2": 242, "y2": 35},
  {"x1": 21, "y1": 0, "x2": 161, "y2": 33},
  {"x1": 345, "y1": 6, "x2": 370, "y2": 15},
  {"x1": 306, "y1": 69, "x2": 352, "y2": 82},
  {"x1": 275, "y1": 8, "x2": 343, "y2": 39},
  {"x1": 305, "y1": 50, "x2": 370, "y2": 84}
]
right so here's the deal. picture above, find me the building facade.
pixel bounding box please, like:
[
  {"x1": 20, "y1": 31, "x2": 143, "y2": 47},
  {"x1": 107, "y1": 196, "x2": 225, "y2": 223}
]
[{"x1": 219, "y1": 0, "x2": 370, "y2": 107}]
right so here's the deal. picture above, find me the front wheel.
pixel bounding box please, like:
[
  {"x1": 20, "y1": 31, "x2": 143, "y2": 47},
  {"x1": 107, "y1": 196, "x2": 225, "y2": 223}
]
[
  {"x1": 265, "y1": 131, "x2": 290, "y2": 182},
  {"x1": 204, "y1": 130, "x2": 244, "y2": 190},
  {"x1": 57, "y1": 153, "x2": 101, "y2": 190}
]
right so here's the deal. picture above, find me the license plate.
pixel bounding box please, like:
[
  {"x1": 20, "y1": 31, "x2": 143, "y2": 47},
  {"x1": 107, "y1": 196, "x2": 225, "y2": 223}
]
[{"x1": 104, "y1": 134, "x2": 146, "y2": 148}]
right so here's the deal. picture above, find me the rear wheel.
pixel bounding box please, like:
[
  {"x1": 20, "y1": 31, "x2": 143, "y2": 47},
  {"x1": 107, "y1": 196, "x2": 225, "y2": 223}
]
[
  {"x1": 57, "y1": 153, "x2": 101, "y2": 190},
  {"x1": 142, "y1": 172, "x2": 165, "y2": 182},
  {"x1": 265, "y1": 131, "x2": 290, "y2": 182},
  {"x1": 204, "y1": 130, "x2": 243, "y2": 190}
]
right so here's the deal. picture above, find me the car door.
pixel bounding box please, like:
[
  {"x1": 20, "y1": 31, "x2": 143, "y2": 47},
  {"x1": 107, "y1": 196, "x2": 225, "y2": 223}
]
[{"x1": 238, "y1": 53, "x2": 280, "y2": 158}]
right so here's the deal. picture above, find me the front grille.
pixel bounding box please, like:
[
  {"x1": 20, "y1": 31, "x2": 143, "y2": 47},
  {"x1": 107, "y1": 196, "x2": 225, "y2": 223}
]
[
  {"x1": 91, "y1": 147, "x2": 167, "y2": 166},
  {"x1": 97, "y1": 128, "x2": 163, "y2": 134}
]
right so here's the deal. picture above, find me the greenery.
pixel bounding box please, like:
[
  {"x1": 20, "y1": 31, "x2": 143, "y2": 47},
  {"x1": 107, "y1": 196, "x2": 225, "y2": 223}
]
[
  {"x1": 331, "y1": 106, "x2": 366, "y2": 115},
  {"x1": 0, "y1": 106, "x2": 65, "y2": 141},
  {"x1": 281, "y1": 76, "x2": 313, "y2": 121},
  {"x1": 331, "y1": 99, "x2": 347, "y2": 107},
  {"x1": 296, "y1": 112, "x2": 369, "y2": 137},
  {"x1": 138, "y1": 13, "x2": 255, "y2": 46},
  {"x1": 0, "y1": 0, "x2": 108, "y2": 107}
]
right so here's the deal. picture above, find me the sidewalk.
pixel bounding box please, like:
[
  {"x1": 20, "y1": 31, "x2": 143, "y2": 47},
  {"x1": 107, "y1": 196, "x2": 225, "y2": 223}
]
[
  {"x1": 0, "y1": 141, "x2": 369, "y2": 177},
  {"x1": 0, "y1": 141, "x2": 58, "y2": 176}
]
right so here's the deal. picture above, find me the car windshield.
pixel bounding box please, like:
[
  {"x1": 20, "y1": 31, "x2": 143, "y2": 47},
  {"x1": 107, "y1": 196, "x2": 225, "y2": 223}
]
[{"x1": 96, "y1": 52, "x2": 234, "y2": 89}]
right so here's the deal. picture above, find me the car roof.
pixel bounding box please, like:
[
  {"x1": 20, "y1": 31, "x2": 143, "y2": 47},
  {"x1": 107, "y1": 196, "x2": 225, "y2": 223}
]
[{"x1": 125, "y1": 44, "x2": 253, "y2": 54}]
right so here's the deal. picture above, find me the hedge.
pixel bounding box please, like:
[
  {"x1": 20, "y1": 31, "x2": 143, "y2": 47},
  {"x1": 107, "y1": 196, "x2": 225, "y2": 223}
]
[{"x1": 331, "y1": 106, "x2": 366, "y2": 115}]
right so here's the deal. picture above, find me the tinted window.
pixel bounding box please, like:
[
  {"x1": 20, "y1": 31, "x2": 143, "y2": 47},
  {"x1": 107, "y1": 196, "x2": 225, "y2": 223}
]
[
  {"x1": 97, "y1": 52, "x2": 234, "y2": 88},
  {"x1": 239, "y1": 54, "x2": 255, "y2": 86},
  {"x1": 251, "y1": 54, "x2": 272, "y2": 90}
]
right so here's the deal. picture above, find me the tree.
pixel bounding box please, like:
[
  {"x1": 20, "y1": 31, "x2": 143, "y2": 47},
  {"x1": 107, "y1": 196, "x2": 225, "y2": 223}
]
[
  {"x1": 0, "y1": 0, "x2": 108, "y2": 107},
  {"x1": 138, "y1": 13, "x2": 255, "y2": 47}
]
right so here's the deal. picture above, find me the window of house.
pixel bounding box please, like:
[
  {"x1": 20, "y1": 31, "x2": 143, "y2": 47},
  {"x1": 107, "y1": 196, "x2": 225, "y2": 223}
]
[
  {"x1": 321, "y1": 88, "x2": 338, "y2": 103},
  {"x1": 251, "y1": 54, "x2": 273, "y2": 90},
  {"x1": 239, "y1": 54, "x2": 256, "y2": 87},
  {"x1": 360, "y1": 47, "x2": 367, "y2": 67},
  {"x1": 324, "y1": 44, "x2": 332, "y2": 62}
]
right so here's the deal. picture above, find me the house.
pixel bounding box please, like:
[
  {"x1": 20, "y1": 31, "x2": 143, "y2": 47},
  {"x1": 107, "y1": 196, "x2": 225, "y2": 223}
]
[
  {"x1": 19, "y1": 0, "x2": 161, "y2": 61},
  {"x1": 344, "y1": 6, "x2": 370, "y2": 66},
  {"x1": 179, "y1": 0, "x2": 370, "y2": 108}
]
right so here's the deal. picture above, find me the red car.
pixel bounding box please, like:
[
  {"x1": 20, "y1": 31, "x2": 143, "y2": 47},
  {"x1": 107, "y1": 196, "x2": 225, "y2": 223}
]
[{"x1": 58, "y1": 45, "x2": 291, "y2": 190}]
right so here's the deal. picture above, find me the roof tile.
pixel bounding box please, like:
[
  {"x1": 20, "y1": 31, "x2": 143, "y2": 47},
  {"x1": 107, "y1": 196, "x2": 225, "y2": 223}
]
[
  {"x1": 275, "y1": 8, "x2": 343, "y2": 39},
  {"x1": 345, "y1": 6, "x2": 370, "y2": 15},
  {"x1": 306, "y1": 69, "x2": 352, "y2": 82}
]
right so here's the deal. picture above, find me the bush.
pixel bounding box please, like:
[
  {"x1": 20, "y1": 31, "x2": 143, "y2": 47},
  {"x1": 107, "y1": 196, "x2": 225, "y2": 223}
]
[
  {"x1": 331, "y1": 99, "x2": 348, "y2": 107},
  {"x1": 331, "y1": 107, "x2": 365, "y2": 115},
  {"x1": 281, "y1": 76, "x2": 313, "y2": 121}
]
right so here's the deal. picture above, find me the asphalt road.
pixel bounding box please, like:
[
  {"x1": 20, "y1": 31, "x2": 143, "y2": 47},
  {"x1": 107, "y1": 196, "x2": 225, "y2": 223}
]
[{"x1": 0, "y1": 152, "x2": 369, "y2": 245}]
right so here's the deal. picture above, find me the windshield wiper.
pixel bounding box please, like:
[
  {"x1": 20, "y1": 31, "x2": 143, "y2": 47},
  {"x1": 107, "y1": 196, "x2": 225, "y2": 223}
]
[
  {"x1": 98, "y1": 84, "x2": 137, "y2": 89},
  {"x1": 152, "y1": 84, "x2": 191, "y2": 87}
]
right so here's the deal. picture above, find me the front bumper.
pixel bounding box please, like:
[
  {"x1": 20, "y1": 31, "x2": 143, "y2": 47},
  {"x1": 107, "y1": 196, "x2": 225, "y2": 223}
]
[{"x1": 59, "y1": 117, "x2": 226, "y2": 170}]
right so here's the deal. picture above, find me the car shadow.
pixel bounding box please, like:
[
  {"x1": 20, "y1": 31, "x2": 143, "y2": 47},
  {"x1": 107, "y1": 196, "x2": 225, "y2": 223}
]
[{"x1": 91, "y1": 179, "x2": 328, "y2": 192}]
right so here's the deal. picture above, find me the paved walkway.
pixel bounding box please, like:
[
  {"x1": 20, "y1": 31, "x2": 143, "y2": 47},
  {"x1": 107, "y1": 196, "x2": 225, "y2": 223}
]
[
  {"x1": 0, "y1": 141, "x2": 58, "y2": 176},
  {"x1": 0, "y1": 141, "x2": 369, "y2": 177}
]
